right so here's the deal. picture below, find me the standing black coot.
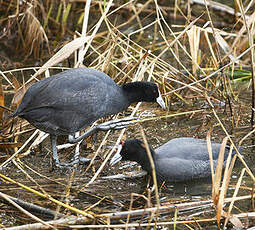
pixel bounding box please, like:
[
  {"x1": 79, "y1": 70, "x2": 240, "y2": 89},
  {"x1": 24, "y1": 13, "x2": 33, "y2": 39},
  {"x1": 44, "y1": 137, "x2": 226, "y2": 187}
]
[
  {"x1": 110, "y1": 138, "x2": 238, "y2": 182},
  {"x1": 12, "y1": 68, "x2": 165, "y2": 167}
]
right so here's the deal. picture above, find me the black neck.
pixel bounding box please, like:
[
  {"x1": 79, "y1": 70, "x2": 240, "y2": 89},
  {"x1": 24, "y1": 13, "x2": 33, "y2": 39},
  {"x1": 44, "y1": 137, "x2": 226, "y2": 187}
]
[{"x1": 138, "y1": 146, "x2": 156, "y2": 174}]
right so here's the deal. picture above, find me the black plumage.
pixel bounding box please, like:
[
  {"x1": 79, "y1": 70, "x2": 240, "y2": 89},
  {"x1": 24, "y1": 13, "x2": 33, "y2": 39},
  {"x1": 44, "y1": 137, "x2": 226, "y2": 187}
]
[
  {"x1": 12, "y1": 68, "x2": 165, "y2": 166},
  {"x1": 110, "y1": 138, "x2": 239, "y2": 182}
]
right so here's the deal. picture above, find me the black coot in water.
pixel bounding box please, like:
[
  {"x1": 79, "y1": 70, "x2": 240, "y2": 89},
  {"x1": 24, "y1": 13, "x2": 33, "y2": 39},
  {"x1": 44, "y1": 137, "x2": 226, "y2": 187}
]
[
  {"x1": 110, "y1": 138, "x2": 238, "y2": 182},
  {"x1": 12, "y1": 68, "x2": 166, "y2": 167}
]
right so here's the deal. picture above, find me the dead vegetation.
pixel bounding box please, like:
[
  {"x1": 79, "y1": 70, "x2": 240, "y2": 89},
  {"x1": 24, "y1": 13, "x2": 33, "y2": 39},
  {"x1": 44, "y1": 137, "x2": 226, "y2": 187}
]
[{"x1": 0, "y1": 0, "x2": 255, "y2": 229}]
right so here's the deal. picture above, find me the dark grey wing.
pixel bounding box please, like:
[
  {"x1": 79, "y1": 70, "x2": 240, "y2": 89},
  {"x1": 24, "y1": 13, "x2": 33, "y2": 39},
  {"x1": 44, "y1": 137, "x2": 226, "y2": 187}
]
[
  {"x1": 14, "y1": 68, "x2": 128, "y2": 134},
  {"x1": 155, "y1": 157, "x2": 214, "y2": 182},
  {"x1": 80, "y1": 68, "x2": 118, "y2": 85},
  {"x1": 59, "y1": 80, "x2": 125, "y2": 132},
  {"x1": 14, "y1": 68, "x2": 117, "y2": 115},
  {"x1": 155, "y1": 137, "x2": 226, "y2": 161}
]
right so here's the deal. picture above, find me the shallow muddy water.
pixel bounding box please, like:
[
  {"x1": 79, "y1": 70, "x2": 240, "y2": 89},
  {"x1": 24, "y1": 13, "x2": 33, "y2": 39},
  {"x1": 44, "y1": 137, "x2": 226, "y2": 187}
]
[
  {"x1": 1, "y1": 88, "x2": 254, "y2": 228},
  {"x1": 1, "y1": 0, "x2": 255, "y2": 227}
]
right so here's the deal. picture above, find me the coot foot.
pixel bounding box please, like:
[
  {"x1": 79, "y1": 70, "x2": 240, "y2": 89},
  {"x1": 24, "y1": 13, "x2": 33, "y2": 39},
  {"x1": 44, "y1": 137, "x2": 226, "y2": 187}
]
[
  {"x1": 68, "y1": 117, "x2": 139, "y2": 143},
  {"x1": 69, "y1": 154, "x2": 91, "y2": 165},
  {"x1": 52, "y1": 154, "x2": 90, "y2": 168},
  {"x1": 97, "y1": 116, "x2": 139, "y2": 131},
  {"x1": 51, "y1": 135, "x2": 90, "y2": 168}
]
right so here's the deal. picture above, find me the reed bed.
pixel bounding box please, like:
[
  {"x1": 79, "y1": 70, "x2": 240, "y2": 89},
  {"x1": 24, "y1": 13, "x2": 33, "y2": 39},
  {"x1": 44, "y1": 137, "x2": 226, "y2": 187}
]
[{"x1": 0, "y1": 0, "x2": 255, "y2": 229}]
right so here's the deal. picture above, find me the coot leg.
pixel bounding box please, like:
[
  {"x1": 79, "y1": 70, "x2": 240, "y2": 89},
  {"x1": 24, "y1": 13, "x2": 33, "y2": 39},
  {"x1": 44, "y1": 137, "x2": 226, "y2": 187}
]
[
  {"x1": 69, "y1": 133, "x2": 81, "y2": 166},
  {"x1": 68, "y1": 117, "x2": 139, "y2": 143},
  {"x1": 69, "y1": 132, "x2": 91, "y2": 165},
  {"x1": 51, "y1": 135, "x2": 60, "y2": 167},
  {"x1": 51, "y1": 134, "x2": 75, "y2": 168}
]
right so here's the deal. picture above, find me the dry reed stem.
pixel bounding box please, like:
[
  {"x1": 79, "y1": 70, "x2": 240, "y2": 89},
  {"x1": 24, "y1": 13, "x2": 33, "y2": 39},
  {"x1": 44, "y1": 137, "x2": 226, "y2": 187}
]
[
  {"x1": 1, "y1": 216, "x2": 85, "y2": 230},
  {"x1": 215, "y1": 141, "x2": 233, "y2": 227},
  {"x1": 231, "y1": 8, "x2": 255, "y2": 50},
  {"x1": 222, "y1": 149, "x2": 236, "y2": 199},
  {"x1": 214, "y1": 31, "x2": 237, "y2": 63},
  {"x1": 11, "y1": 159, "x2": 48, "y2": 195},
  {"x1": 223, "y1": 168, "x2": 246, "y2": 228},
  {"x1": 2, "y1": 67, "x2": 69, "y2": 76},
  {"x1": 0, "y1": 80, "x2": 4, "y2": 120},
  {"x1": 204, "y1": 29, "x2": 218, "y2": 67},
  {"x1": 140, "y1": 127, "x2": 160, "y2": 223},
  {"x1": 30, "y1": 36, "x2": 91, "y2": 82},
  {"x1": 239, "y1": 128, "x2": 255, "y2": 146},
  {"x1": 108, "y1": 0, "x2": 154, "y2": 32},
  {"x1": 206, "y1": 130, "x2": 214, "y2": 185},
  {"x1": 83, "y1": 125, "x2": 126, "y2": 187},
  {"x1": 63, "y1": 169, "x2": 76, "y2": 209},
  {"x1": 187, "y1": 25, "x2": 201, "y2": 74},
  {"x1": 154, "y1": 3, "x2": 205, "y2": 83},
  {"x1": 168, "y1": 44, "x2": 255, "y2": 95},
  {"x1": 101, "y1": 192, "x2": 255, "y2": 219},
  {"x1": 83, "y1": 130, "x2": 111, "y2": 174},
  {"x1": 0, "y1": 173, "x2": 95, "y2": 220},
  {"x1": 78, "y1": 0, "x2": 93, "y2": 64},
  {"x1": 0, "y1": 191, "x2": 56, "y2": 230},
  {"x1": 236, "y1": 0, "x2": 255, "y2": 126},
  {"x1": 123, "y1": 193, "x2": 151, "y2": 230},
  {"x1": 0, "y1": 70, "x2": 14, "y2": 88},
  {"x1": 206, "y1": 95, "x2": 255, "y2": 182},
  {"x1": 213, "y1": 137, "x2": 228, "y2": 206},
  {"x1": 192, "y1": 0, "x2": 249, "y2": 19},
  {"x1": 203, "y1": 0, "x2": 223, "y2": 68},
  {"x1": 0, "y1": 130, "x2": 39, "y2": 169},
  {"x1": 22, "y1": 132, "x2": 49, "y2": 156},
  {"x1": 0, "y1": 217, "x2": 217, "y2": 230},
  {"x1": 76, "y1": 0, "x2": 113, "y2": 66}
]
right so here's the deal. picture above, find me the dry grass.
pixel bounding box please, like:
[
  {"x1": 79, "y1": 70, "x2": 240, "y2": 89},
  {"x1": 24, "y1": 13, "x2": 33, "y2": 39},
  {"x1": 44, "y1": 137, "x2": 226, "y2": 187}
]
[{"x1": 0, "y1": 0, "x2": 255, "y2": 229}]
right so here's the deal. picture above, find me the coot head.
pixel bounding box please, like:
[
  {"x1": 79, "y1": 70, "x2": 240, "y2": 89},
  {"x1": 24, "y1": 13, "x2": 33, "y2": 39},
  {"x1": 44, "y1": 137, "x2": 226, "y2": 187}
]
[
  {"x1": 122, "y1": 82, "x2": 165, "y2": 109},
  {"x1": 110, "y1": 139, "x2": 154, "y2": 167}
]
